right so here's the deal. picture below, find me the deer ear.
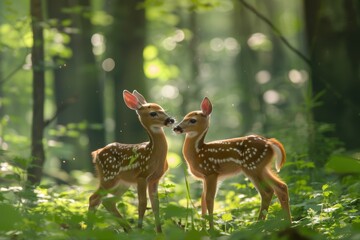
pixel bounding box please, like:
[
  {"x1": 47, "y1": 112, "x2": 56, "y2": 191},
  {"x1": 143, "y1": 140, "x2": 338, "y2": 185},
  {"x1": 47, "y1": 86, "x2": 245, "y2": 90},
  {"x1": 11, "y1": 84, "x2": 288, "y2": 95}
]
[
  {"x1": 201, "y1": 97, "x2": 212, "y2": 116},
  {"x1": 132, "y1": 90, "x2": 147, "y2": 104},
  {"x1": 123, "y1": 90, "x2": 142, "y2": 110}
]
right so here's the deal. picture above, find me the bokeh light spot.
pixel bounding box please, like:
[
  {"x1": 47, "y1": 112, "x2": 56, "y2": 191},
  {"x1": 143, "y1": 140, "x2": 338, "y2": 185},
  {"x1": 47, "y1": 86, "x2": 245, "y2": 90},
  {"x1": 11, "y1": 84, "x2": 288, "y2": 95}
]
[{"x1": 102, "y1": 58, "x2": 115, "y2": 72}]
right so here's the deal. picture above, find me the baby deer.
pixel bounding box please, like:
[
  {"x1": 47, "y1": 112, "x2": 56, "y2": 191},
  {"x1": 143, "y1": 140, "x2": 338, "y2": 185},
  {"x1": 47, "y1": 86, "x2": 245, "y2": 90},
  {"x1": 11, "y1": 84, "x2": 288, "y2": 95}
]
[
  {"x1": 88, "y1": 90, "x2": 175, "y2": 232},
  {"x1": 173, "y1": 97, "x2": 291, "y2": 229}
]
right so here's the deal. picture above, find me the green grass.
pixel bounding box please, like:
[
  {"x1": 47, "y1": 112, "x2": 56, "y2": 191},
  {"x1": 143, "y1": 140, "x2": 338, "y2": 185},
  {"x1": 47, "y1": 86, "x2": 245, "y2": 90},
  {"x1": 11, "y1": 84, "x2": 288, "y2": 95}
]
[{"x1": 0, "y1": 154, "x2": 359, "y2": 240}]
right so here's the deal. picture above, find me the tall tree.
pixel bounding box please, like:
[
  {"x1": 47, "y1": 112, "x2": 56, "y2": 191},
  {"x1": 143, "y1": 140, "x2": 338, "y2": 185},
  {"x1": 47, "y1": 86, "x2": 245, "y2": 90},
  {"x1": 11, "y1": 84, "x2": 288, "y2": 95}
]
[
  {"x1": 47, "y1": 0, "x2": 105, "y2": 171},
  {"x1": 233, "y1": 0, "x2": 259, "y2": 134},
  {"x1": 28, "y1": 0, "x2": 45, "y2": 184},
  {"x1": 106, "y1": 0, "x2": 146, "y2": 143},
  {"x1": 304, "y1": 0, "x2": 360, "y2": 149}
]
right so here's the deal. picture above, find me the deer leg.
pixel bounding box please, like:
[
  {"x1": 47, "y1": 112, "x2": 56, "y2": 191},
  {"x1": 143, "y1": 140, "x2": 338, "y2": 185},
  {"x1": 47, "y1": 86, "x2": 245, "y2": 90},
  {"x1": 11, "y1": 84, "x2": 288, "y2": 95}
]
[
  {"x1": 201, "y1": 181, "x2": 207, "y2": 216},
  {"x1": 201, "y1": 180, "x2": 207, "y2": 229},
  {"x1": 137, "y1": 178, "x2": 147, "y2": 230},
  {"x1": 204, "y1": 174, "x2": 218, "y2": 230},
  {"x1": 87, "y1": 189, "x2": 105, "y2": 229},
  {"x1": 102, "y1": 185, "x2": 131, "y2": 232},
  {"x1": 248, "y1": 174, "x2": 274, "y2": 221},
  {"x1": 263, "y1": 170, "x2": 292, "y2": 223},
  {"x1": 148, "y1": 180, "x2": 162, "y2": 233},
  {"x1": 89, "y1": 189, "x2": 103, "y2": 212}
]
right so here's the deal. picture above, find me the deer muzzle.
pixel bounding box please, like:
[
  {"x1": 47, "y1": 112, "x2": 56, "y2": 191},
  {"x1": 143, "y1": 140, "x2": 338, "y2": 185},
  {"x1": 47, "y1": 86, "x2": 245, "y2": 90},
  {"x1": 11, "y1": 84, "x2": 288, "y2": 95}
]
[
  {"x1": 165, "y1": 117, "x2": 175, "y2": 127},
  {"x1": 173, "y1": 125, "x2": 183, "y2": 134}
]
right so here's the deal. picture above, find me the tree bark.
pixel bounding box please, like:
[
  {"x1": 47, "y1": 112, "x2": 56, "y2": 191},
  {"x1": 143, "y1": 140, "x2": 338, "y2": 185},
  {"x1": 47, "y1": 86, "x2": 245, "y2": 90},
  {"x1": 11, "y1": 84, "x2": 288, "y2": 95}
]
[
  {"x1": 233, "y1": 0, "x2": 259, "y2": 134},
  {"x1": 48, "y1": 0, "x2": 105, "y2": 171},
  {"x1": 28, "y1": 0, "x2": 45, "y2": 185},
  {"x1": 304, "y1": 0, "x2": 360, "y2": 150},
  {"x1": 106, "y1": 0, "x2": 146, "y2": 143}
]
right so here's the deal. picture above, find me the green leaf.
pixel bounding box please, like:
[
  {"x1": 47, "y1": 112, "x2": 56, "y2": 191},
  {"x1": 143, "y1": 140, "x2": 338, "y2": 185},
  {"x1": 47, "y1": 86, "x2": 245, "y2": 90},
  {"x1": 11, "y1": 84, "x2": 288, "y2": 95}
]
[
  {"x1": 128, "y1": 148, "x2": 140, "y2": 165},
  {"x1": 323, "y1": 191, "x2": 332, "y2": 197},
  {"x1": 163, "y1": 204, "x2": 190, "y2": 218},
  {"x1": 0, "y1": 203, "x2": 21, "y2": 231},
  {"x1": 325, "y1": 155, "x2": 360, "y2": 174},
  {"x1": 221, "y1": 212, "x2": 233, "y2": 222},
  {"x1": 143, "y1": 45, "x2": 158, "y2": 60}
]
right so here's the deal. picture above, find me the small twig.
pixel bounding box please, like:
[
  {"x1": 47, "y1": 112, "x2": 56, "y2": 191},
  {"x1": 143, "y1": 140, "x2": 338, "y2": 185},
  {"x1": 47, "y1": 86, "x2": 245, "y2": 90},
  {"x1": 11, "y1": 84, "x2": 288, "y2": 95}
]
[
  {"x1": 0, "y1": 18, "x2": 31, "y2": 86},
  {"x1": 239, "y1": 0, "x2": 360, "y2": 113},
  {"x1": 239, "y1": 0, "x2": 312, "y2": 67},
  {"x1": 0, "y1": 55, "x2": 28, "y2": 86},
  {"x1": 44, "y1": 96, "x2": 77, "y2": 127},
  {"x1": 43, "y1": 171, "x2": 72, "y2": 185}
]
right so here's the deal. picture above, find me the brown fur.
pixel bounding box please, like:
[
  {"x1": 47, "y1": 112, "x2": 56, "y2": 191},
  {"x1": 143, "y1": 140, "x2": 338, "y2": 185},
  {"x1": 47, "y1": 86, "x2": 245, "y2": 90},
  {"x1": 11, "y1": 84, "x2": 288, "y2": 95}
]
[
  {"x1": 88, "y1": 90, "x2": 174, "y2": 233},
  {"x1": 174, "y1": 99, "x2": 291, "y2": 229}
]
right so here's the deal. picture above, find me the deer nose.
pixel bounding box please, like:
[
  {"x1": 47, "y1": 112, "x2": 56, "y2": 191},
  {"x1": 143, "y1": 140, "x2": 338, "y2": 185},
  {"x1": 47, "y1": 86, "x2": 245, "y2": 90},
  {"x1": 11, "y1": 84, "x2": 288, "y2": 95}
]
[
  {"x1": 165, "y1": 117, "x2": 175, "y2": 126},
  {"x1": 173, "y1": 125, "x2": 183, "y2": 134}
]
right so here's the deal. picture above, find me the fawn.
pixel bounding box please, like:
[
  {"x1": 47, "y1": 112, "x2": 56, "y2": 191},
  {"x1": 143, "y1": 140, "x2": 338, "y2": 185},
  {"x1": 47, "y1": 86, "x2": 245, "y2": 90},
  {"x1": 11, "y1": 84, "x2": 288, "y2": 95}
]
[
  {"x1": 88, "y1": 90, "x2": 175, "y2": 232},
  {"x1": 173, "y1": 97, "x2": 291, "y2": 229}
]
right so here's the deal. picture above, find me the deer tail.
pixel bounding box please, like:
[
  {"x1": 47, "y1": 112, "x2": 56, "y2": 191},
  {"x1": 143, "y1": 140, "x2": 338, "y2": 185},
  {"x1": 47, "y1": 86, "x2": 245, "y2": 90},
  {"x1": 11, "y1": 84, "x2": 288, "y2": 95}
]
[
  {"x1": 268, "y1": 138, "x2": 286, "y2": 172},
  {"x1": 91, "y1": 149, "x2": 100, "y2": 164}
]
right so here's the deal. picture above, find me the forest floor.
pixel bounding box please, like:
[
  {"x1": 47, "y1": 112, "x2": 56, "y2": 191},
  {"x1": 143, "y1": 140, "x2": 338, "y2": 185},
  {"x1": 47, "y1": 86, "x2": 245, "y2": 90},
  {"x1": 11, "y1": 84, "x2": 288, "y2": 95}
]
[{"x1": 0, "y1": 155, "x2": 359, "y2": 240}]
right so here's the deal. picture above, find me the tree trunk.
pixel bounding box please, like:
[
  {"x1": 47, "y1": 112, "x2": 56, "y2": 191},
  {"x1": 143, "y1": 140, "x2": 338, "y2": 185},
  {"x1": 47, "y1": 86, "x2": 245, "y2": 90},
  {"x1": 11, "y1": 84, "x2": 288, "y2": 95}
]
[
  {"x1": 233, "y1": 1, "x2": 259, "y2": 134},
  {"x1": 304, "y1": 0, "x2": 360, "y2": 150},
  {"x1": 48, "y1": 0, "x2": 105, "y2": 171},
  {"x1": 106, "y1": 0, "x2": 146, "y2": 143},
  {"x1": 28, "y1": 0, "x2": 45, "y2": 185}
]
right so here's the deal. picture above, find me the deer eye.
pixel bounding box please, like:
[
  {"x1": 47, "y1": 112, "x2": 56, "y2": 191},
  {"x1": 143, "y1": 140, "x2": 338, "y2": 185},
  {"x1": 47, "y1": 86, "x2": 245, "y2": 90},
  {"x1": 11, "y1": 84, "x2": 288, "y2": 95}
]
[
  {"x1": 189, "y1": 118, "x2": 197, "y2": 124},
  {"x1": 150, "y1": 112, "x2": 158, "y2": 117}
]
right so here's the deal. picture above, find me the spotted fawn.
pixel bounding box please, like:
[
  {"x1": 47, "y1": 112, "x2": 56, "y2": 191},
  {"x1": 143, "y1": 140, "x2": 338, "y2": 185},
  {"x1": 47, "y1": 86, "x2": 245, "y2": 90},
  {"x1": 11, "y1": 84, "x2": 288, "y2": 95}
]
[
  {"x1": 89, "y1": 90, "x2": 175, "y2": 232},
  {"x1": 173, "y1": 97, "x2": 291, "y2": 229}
]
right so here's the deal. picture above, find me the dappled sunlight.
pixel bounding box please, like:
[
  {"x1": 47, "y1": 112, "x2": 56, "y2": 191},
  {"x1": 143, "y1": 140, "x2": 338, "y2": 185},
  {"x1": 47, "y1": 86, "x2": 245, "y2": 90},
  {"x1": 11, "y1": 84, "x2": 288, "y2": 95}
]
[
  {"x1": 145, "y1": 60, "x2": 161, "y2": 78},
  {"x1": 0, "y1": 137, "x2": 8, "y2": 150},
  {"x1": 144, "y1": 59, "x2": 179, "y2": 81},
  {"x1": 210, "y1": 37, "x2": 240, "y2": 55},
  {"x1": 210, "y1": 38, "x2": 224, "y2": 52},
  {"x1": 143, "y1": 45, "x2": 158, "y2": 60},
  {"x1": 224, "y1": 37, "x2": 240, "y2": 55},
  {"x1": 23, "y1": 54, "x2": 32, "y2": 70},
  {"x1": 91, "y1": 33, "x2": 105, "y2": 56},
  {"x1": 1, "y1": 0, "x2": 359, "y2": 238},
  {"x1": 101, "y1": 58, "x2": 115, "y2": 72},
  {"x1": 166, "y1": 152, "x2": 182, "y2": 168},
  {"x1": 288, "y1": 69, "x2": 308, "y2": 85},
  {"x1": 247, "y1": 33, "x2": 272, "y2": 51},
  {"x1": 161, "y1": 85, "x2": 179, "y2": 99},
  {"x1": 162, "y1": 29, "x2": 185, "y2": 51},
  {"x1": 104, "y1": 118, "x2": 115, "y2": 133},
  {"x1": 263, "y1": 90, "x2": 280, "y2": 104},
  {"x1": 255, "y1": 70, "x2": 271, "y2": 84}
]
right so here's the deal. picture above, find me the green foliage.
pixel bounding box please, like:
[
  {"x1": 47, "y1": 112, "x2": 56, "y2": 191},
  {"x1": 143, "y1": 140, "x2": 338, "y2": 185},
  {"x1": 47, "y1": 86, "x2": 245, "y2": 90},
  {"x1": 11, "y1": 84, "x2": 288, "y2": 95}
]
[
  {"x1": 1, "y1": 0, "x2": 359, "y2": 239},
  {"x1": 1, "y1": 151, "x2": 359, "y2": 239},
  {"x1": 326, "y1": 155, "x2": 360, "y2": 174}
]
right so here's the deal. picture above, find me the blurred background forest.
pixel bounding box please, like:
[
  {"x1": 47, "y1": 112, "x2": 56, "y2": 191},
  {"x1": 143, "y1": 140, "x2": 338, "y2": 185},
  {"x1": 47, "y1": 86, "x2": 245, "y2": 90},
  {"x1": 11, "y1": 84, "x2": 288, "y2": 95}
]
[{"x1": 0, "y1": 0, "x2": 359, "y2": 239}]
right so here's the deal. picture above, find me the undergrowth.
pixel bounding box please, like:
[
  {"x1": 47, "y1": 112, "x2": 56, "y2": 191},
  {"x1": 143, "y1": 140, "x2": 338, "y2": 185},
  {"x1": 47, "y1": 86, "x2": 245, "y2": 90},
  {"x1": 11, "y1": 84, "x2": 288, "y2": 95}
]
[
  {"x1": 0, "y1": 125, "x2": 359, "y2": 239},
  {"x1": 1, "y1": 156, "x2": 359, "y2": 240}
]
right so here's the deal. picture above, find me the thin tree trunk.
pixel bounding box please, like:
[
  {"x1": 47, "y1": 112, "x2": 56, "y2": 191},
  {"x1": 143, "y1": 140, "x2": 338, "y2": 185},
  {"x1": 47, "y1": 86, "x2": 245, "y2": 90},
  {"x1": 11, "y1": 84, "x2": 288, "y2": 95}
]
[
  {"x1": 48, "y1": 0, "x2": 105, "y2": 172},
  {"x1": 106, "y1": 0, "x2": 146, "y2": 143},
  {"x1": 28, "y1": 0, "x2": 45, "y2": 185},
  {"x1": 304, "y1": 0, "x2": 360, "y2": 152},
  {"x1": 233, "y1": 0, "x2": 258, "y2": 134}
]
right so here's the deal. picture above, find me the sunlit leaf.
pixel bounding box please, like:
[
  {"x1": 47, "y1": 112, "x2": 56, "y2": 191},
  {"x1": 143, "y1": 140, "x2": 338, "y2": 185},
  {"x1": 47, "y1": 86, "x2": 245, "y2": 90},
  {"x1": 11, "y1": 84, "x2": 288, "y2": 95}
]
[
  {"x1": 143, "y1": 45, "x2": 158, "y2": 60},
  {"x1": 167, "y1": 152, "x2": 182, "y2": 168},
  {"x1": 163, "y1": 204, "x2": 190, "y2": 218},
  {"x1": 0, "y1": 203, "x2": 21, "y2": 231},
  {"x1": 222, "y1": 212, "x2": 233, "y2": 222},
  {"x1": 325, "y1": 155, "x2": 360, "y2": 174},
  {"x1": 91, "y1": 11, "x2": 113, "y2": 26}
]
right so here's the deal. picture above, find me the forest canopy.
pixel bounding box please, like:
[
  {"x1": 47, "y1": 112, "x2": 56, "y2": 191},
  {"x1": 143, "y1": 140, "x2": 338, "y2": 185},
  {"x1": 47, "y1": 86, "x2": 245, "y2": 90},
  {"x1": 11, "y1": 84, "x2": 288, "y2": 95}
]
[{"x1": 0, "y1": 0, "x2": 359, "y2": 239}]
